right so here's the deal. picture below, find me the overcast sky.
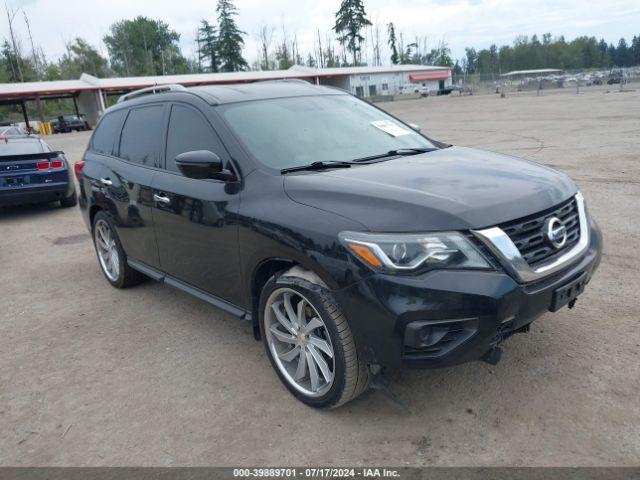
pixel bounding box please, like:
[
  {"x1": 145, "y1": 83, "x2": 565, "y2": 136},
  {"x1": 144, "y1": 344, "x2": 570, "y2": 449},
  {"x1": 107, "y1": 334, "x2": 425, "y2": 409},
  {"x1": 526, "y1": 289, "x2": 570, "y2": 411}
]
[{"x1": 5, "y1": 0, "x2": 640, "y2": 68}]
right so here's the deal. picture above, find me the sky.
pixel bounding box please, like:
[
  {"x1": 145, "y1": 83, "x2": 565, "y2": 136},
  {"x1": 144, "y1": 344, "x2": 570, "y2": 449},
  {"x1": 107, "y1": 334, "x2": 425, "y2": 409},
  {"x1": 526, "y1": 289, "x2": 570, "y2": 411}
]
[{"x1": 4, "y1": 0, "x2": 640, "y2": 68}]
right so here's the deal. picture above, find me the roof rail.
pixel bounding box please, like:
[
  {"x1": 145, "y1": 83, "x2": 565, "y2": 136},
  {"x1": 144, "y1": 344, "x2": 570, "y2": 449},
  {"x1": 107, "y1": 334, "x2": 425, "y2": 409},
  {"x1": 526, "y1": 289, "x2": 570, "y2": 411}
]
[
  {"x1": 117, "y1": 84, "x2": 187, "y2": 104},
  {"x1": 257, "y1": 78, "x2": 313, "y2": 85}
]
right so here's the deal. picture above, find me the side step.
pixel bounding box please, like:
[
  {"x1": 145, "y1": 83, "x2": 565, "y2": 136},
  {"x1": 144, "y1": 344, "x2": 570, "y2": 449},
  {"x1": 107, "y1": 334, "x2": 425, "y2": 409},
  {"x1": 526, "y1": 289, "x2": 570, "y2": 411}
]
[{"x1": 127, "y1": 259, "x2": 252, "y2": 321}]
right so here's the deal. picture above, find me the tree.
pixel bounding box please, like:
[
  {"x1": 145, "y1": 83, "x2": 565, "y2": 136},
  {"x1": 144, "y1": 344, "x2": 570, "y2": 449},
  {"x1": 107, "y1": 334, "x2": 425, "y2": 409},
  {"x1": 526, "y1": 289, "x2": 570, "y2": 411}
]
[
  {"x1": 216, "y1": 0, "x2": 248, "y2": 72},
  {"x1": 275, "y1": 27, "x2": 294, "y2": 70},
  {"x1": 257, "y1": 25, "x2": 275, "y2": 70},
  {"x1": 427, "y1": 40, "x2": 453, "y2": 67},
  {"x1": 104, "y1": 16, "x2": 191, "y2": 76},
  {"x1": 59, "y1": 38, "x2": 109, "y2": 78},
  {"x1": 387, "y1": 23, "x2": 399, "y2": 65},
  {"x1": 333, "y1": 0, "x2": 372, "y2": 66},
  {"x1": 198, "y1": 20, "x2": 219, "y2": 72},
  {"x1": 464, "y1": 47, "x2": 477, "y2": 74}
]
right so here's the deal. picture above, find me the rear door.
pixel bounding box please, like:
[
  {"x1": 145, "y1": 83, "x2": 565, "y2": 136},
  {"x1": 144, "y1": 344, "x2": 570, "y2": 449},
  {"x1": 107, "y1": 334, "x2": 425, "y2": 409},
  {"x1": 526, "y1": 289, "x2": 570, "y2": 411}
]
[
  {"x1": 101, "y1": 104, "x2": 166, "y2": 268},
  {"x1": 151, "y1": 102, "x2": 243, "y2": 305}
]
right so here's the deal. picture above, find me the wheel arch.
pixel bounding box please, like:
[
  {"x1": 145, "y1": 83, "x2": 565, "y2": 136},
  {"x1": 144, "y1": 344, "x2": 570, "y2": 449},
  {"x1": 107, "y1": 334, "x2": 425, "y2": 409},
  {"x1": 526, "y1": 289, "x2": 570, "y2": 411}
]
[
  {"x1": 250, "y1": 257, "x2": 331, "y2": 341},
  {"x1": 89, "y1": 204, "x2": 102, "y2": 229}
]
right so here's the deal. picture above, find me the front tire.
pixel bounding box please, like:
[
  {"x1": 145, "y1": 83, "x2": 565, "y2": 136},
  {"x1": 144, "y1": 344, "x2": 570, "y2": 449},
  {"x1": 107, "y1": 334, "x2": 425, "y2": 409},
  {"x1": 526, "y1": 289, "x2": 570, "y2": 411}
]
[
  {"x1": 92, "y1": 211, "x2": 146, "y2": 288},
  {"x1": 259, "y1": 274, "x2": 369, "y2": 408}
]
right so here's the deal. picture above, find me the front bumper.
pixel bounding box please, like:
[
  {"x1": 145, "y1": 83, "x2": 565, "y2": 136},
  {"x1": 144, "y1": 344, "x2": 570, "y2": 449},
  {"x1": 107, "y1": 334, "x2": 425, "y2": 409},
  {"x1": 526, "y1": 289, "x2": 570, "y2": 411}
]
[{"x1": 333, "y1": 216, "x2": 602, "y2": 369}]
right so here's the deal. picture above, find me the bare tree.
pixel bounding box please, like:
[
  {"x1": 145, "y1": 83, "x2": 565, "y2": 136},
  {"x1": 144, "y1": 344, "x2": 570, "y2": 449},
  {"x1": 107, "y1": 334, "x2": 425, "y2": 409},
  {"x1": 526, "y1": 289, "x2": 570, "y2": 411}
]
[
  {"x1": 372, "y1": 22, "x2": 382, "y2": 66},
  {"x1": 257, "y1": 24, "x2": 275, "y2": 70},
  {"x1": 22, "y1": 9, "x2": 40, "y2": 79},
  {"x1": 316, "y1": 29, "x2": 324, "y2": 68},
  {"x1": 5, "y1": 4, "x2": 24, "y2": 82}
]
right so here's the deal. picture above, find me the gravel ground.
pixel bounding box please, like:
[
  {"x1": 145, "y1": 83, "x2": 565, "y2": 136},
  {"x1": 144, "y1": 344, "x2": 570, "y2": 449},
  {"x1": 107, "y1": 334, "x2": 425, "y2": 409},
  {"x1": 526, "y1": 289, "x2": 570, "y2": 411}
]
[{"x1": 1, "y1": 86, "x2": 638, "y2": 466}]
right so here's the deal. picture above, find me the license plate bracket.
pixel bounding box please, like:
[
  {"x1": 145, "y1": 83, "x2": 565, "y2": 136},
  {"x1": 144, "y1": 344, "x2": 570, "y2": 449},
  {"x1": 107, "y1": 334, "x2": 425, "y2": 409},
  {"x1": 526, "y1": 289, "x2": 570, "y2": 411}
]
[{"x1": 550, "y1": 272, "x2": 587, "y2": 312}]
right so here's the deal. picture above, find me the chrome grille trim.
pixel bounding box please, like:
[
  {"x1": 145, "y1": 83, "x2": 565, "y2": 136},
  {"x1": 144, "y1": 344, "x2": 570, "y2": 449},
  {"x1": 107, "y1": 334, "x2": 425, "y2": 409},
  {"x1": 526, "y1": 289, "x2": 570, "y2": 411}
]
[{"x1": 471, "y1": 192, "x2": 589, "y2": 283}]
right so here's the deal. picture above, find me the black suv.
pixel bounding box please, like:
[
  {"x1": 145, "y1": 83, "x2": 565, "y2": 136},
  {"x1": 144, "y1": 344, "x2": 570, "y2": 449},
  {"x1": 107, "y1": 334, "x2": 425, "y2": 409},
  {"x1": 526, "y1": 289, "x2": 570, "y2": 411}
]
[{"x1": 77, "y1": 81, "x2": 602, "y2": 408}]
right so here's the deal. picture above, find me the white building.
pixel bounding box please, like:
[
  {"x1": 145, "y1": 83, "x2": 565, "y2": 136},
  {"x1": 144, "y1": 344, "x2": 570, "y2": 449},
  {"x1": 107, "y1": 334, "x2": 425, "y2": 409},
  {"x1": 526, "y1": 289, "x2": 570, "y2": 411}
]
[{"x1": 0, "y1": 64, "x2": 452, "y2": 128}]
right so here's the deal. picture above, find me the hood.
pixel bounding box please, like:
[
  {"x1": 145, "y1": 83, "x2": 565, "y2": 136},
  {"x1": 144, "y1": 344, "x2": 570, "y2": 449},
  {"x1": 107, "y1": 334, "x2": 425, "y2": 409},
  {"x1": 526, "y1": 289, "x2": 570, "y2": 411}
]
[{"x1": 284, "y1": 146, "x2": 577, "y2": 232}]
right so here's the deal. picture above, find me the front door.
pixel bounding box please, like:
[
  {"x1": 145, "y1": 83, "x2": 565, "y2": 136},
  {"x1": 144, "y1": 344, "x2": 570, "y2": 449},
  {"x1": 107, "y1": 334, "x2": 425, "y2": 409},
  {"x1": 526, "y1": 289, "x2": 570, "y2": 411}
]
[
  {"x1": 102, "y1": 104, "x2": 166, "y2": 268},
  {"x1": 151, "y1": 103, "x2": 243, "y2": 305}
]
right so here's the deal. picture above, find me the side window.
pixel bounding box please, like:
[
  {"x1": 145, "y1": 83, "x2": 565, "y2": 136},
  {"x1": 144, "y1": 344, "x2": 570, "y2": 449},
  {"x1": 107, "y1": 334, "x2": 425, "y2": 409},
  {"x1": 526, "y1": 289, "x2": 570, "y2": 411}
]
[
  {"x1": 119, "y1": 105, "x2": 164, "y2": 166},
  {"x1": 91, "y1": 110, "x2": 125, "y2": 155},
  {"x1": 165, "y1": 104, "x2": 224, "y2": 174}
]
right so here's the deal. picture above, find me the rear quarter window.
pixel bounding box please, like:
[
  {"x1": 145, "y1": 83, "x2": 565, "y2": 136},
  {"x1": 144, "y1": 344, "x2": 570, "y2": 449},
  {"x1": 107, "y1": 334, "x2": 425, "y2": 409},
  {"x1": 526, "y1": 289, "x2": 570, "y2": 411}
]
[{"x1": 91, "y1": 110, "x2": 126, "y2": 155}]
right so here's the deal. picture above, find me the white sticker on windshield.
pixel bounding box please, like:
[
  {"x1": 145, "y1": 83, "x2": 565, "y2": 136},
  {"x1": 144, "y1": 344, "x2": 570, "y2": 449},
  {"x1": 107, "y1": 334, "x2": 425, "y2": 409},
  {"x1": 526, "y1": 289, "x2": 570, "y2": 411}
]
[{"x1": 370, "y1": 120, "x2": 413, "y2": 137}]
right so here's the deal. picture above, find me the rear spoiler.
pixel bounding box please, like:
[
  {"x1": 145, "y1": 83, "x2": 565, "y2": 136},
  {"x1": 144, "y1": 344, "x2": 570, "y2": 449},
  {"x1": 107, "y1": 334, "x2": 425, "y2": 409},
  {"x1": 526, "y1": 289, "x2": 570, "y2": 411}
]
[{"x1": 0, "y1": 151, "x2": 64, "y2": 162}]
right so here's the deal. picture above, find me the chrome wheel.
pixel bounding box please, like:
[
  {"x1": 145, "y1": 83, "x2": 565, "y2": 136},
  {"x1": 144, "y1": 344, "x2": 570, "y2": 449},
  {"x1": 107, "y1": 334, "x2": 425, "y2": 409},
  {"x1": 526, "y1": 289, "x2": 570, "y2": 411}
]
[
  {"x1": 94, "y1": 219, "x2": 120, "y2": 282},
  {"x1": 265, "y1": 288, "x2": 335, "y2": 397}
]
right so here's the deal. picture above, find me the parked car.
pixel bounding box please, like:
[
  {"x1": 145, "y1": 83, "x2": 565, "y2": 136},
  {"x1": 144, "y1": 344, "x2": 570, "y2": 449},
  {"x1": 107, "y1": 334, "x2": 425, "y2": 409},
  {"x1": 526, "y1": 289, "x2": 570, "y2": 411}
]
[
  {"x1": 607, "y1": 70, "x2": 623, "y2": 85},
  {"x1": 51, "y1": 114, "x2": 89, "y2": 133},
  {"x1": 0, "y1": 134, "x2": 77, "y2": 207},
  {"x1": 77, "y1": 81, "x2": 602, "y2": 408}
]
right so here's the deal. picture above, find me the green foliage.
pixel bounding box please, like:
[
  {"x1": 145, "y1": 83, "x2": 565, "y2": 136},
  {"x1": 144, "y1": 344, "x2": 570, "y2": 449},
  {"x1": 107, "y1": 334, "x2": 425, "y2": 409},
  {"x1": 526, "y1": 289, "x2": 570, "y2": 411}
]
[
  {"x1": 60, "y1": 38, "x2": 110, "y2": 78},
  {"x1": 462, "y1": 33, "x2": 640, "y2": 76},
  {"x1": 333, "y1": 0, "x2": 372, "y2": 65},
  {"x1": 216, "y1": 0, "x2": 248, "y2": 72},
  {"x1": 198, "y1": 20, "x2": 219, "y2": 73},
  {"x1": 276, "y1": 41, "x2": 294, "y2": 70},
  {"x1": 103, "y1": 16, "x2": 191, "y2": 76}
]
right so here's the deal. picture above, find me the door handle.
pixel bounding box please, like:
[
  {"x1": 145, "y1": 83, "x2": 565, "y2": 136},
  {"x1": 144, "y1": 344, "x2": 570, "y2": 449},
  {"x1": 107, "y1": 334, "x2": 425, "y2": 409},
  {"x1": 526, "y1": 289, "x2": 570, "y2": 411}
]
[
  {"x1": 99, "y1": 178, "x2": 113, "y2": 186},
  {"x1": 153, "y1": 193, "x2": 171, "y2": 205}
]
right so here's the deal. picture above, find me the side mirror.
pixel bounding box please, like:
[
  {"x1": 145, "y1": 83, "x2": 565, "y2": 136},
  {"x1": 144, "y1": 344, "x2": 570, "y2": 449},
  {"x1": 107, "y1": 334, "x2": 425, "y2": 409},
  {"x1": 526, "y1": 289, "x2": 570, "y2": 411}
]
[
  {"x1": 408, "y1": 123, "x2": 421, "y2": 133},
  {"x1": 174, "y1": 150, "x2": 234, "y2": 181}
]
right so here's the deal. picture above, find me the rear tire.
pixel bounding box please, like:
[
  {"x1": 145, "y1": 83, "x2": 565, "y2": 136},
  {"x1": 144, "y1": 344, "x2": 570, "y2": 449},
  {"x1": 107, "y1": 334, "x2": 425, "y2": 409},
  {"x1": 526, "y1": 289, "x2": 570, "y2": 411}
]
[
  {"x1": 259, "y1": 274, "x2": 369, "y2": 409},
  {"x1": 92, "y1": 211, "x2": 146, "y2": 288},
  {"x1": 60, "y1": 191, "x2": 77, "y2": 208}
]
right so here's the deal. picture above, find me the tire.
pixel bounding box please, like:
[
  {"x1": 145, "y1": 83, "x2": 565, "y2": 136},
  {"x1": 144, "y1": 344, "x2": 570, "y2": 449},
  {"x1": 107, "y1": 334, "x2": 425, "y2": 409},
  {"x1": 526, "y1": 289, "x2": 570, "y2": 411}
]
[
  {"x1": 259, "y1": 274, "x2": 370, "y2": 409},
  {"x1": 92, "y1": 211, "x2": 146, "y2": 289},
  {"x1": 60, "y1": 191, "x2": 77, "y2": 208}
]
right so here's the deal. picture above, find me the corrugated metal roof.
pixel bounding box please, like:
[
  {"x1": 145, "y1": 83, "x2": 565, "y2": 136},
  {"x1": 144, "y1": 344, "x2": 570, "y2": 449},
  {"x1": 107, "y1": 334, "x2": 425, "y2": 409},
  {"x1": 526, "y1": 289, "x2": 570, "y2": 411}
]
[{"x1": 0, "y1": 65, "x2": 451, "y2": 99}]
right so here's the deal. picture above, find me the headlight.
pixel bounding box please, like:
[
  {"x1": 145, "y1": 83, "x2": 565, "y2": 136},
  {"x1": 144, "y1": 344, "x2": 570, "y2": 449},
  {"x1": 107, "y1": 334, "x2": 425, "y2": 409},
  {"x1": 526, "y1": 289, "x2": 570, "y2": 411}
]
[{"x1": 338, "y1": 231, "x2": 491, "y2": 273}]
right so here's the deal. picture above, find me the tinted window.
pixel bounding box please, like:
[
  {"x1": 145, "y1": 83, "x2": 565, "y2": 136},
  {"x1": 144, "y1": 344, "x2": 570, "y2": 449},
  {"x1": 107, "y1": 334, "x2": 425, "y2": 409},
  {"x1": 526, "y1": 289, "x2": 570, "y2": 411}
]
[
  {"x1": 91, "y1": 110, "x2": 125, "y2": 155},
  {"x1": 119, "y1": 106, "x2": 164, "y2": 166},
  {"x1": 165, "y1": 105, "x2": 223, "y2": 173}
]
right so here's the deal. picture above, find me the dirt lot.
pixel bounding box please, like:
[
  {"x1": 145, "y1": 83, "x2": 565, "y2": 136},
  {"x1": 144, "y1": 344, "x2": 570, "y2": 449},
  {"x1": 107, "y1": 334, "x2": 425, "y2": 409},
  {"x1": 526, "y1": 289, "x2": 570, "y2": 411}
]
[{"x1": 1, "y1": 87, "x2": 638, "y2": 466}]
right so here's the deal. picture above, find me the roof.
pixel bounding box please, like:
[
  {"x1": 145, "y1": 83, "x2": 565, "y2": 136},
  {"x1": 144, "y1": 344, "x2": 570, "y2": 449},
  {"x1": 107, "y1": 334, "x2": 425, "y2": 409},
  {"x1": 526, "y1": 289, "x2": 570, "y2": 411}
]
[
  {"x1": 0, "y1": 64, "x2": 451, "y2": 100},
  {"x1": 500, "y1": 69, "x2": 563, "y2": 77},
  {"x1": 190, "y1": 80, "x2": 342, "y2": 105}
]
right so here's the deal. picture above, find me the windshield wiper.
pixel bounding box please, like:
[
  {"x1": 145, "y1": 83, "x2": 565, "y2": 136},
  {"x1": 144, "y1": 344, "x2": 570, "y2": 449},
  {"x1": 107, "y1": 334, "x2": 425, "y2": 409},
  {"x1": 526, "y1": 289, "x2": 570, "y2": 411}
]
[
  {"x1": 281, "y1": 161, "x2": 353, "y2": 174},
  {"x1": 351, "y1": 147, "x2": 436, "y2": 163}
]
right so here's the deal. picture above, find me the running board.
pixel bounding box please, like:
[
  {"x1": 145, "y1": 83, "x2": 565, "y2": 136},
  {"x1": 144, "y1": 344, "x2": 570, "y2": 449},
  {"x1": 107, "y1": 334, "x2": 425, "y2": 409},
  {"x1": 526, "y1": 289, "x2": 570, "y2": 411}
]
[{"x1": 127, "y1": 259, "x2": 252, "y2": 321}]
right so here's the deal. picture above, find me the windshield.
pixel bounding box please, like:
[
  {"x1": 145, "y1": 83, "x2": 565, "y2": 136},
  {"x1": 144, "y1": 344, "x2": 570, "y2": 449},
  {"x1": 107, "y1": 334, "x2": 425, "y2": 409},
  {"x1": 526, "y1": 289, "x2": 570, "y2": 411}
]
[{"x1": 221, "y1": 94, "x2": 436, "y2": 170}]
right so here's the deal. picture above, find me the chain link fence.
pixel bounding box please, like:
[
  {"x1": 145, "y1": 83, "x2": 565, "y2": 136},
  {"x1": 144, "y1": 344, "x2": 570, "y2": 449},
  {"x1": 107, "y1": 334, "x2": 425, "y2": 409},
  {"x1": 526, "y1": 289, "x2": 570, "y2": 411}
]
[{"x1": 450, "y1": 66, "x2": 640, "y2": 96}]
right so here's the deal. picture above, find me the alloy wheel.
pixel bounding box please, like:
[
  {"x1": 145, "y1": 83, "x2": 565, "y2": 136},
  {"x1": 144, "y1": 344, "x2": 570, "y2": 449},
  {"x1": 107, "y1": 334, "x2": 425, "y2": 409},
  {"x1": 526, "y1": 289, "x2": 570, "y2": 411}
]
[
  {"x1": 94, "y1": 219, "x2": 120, "y2": 282},
  {"x1": 265, "y1": 288, "x2": 335, "y2": 397}
]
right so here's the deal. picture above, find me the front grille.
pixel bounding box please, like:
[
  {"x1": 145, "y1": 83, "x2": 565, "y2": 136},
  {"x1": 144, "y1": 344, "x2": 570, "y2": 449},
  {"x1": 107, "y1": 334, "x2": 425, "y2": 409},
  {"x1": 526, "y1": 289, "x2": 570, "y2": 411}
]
[{"x1": 498, "y1": 197, "x2": 580, "y2": 267}]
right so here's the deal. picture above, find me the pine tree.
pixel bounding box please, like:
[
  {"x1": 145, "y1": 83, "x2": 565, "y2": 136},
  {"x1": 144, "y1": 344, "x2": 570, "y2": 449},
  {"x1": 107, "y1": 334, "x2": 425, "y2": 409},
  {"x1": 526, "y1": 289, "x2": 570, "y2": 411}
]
[
  {"x1": 387, "y1": 23, "x2": 399, "y2": 65},
  {"x1": 216, "y1": 0, "x2": 247, "y2": 72},
  {"x1": 198, "y1": 20, "x2": 219, "y2": 73},
  {"x1": 333, "y1": 0, "x2": 372, "y2": 66}
]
